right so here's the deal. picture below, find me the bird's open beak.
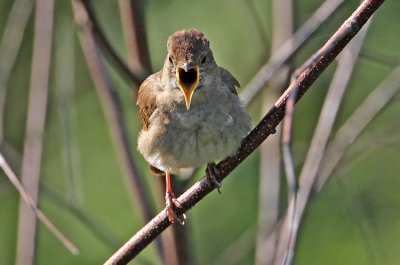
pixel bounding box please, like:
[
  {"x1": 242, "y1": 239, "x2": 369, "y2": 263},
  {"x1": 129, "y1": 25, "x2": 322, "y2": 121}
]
[{"x1": 176, "y1": 64, "x2": 199, "y2": 110}]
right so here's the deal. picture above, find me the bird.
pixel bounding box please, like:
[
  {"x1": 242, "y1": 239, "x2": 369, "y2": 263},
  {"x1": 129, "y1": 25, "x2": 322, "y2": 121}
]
[{"x1": 137, "y1": 29, "x2": 252, "y2": 224}]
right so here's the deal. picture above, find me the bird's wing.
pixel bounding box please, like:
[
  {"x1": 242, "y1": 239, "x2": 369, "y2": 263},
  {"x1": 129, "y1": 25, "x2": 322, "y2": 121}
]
[
  {"x1": 136, "y1": 71, "x2": 161, "y2": 130},
  {"x1": 219, "y1": 66, "x2": 240, "y2": 95}
]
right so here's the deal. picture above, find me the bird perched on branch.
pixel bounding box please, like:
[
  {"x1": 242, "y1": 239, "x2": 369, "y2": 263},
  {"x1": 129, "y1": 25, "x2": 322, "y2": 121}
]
[{"x1": 137, "y1": 29, "x2": 251, "y2": 224}]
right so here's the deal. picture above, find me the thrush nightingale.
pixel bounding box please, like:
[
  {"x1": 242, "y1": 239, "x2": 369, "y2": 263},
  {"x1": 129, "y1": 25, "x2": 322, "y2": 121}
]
[{"x1": 137, "y1": 29, "x2": 251, "y2": 224}]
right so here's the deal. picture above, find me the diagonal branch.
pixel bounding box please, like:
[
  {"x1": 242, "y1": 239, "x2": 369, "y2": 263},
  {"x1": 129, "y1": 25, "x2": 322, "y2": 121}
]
[{"x1": 103, "y1": 1, "x2": 385, "y2": 264}]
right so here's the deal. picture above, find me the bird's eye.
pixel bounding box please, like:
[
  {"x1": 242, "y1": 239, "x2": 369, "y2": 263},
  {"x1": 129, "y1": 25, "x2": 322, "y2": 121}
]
[
  {"x1": 169, "y1": 57, "x2": 173, "y2": 64},
  {"x1": 201, "y1": 55, "x2": 206, "y2": 65}
]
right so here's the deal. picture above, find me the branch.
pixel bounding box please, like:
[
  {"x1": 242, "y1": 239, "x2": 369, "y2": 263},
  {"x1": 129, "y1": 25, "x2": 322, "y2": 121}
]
[
  {"x1": 240, "y1": 0, "x2": 347, "y2": 106},
  {"x1": 280, "y1": 86, "x2": 299, "y2": 265},
  {"x1": 78, "y1": 0, "x2": 143, "y2": 85},
  {"x1": 16, "y1": 0, "x2": 55, "y2": 264},
  {"x1": 103, "y1": 0, "x2": 384, "y2": 264}
]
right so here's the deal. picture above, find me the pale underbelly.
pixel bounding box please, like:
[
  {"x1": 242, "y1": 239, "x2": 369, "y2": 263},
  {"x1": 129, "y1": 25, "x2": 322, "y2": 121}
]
[{"x1": 138, "y1": 124, "x2": 244, "y2": 173}]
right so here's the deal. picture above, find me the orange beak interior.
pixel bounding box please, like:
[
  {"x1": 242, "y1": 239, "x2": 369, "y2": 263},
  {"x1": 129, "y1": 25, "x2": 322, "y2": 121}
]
[{"x1": 176, "y1": 66, "x2": 199, "y2": 110}]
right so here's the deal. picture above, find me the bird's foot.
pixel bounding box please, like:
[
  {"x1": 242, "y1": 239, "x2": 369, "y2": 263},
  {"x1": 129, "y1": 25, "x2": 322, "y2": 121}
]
[
  {"x1": 165, "y1": 191, "x2": 186, "y2": 225},
  {"x1": 267, "y1": 127, "x2": 277, "y2": 134},
  {"x1": 206, "y1": 162, "x2": 222, "y2": 194}
]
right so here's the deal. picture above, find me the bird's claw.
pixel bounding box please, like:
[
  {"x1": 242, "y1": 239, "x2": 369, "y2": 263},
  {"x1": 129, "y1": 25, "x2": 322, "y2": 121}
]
[
  {"x1": 206, "y1": 163, "x2": 222, "y2": 194},
  {"x1": 165, "y1": 192, "x2": 186, "y2": 225},
  {"x1": 267, "y1": 128, "x2": 277, "y2": 134}
]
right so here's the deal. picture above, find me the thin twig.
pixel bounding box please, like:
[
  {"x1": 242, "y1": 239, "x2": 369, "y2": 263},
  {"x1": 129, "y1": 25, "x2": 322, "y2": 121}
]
[
  {"x1": 0, "y1": 0, "x2": 33, "y2": 142},
  {"x1": 315, "y1": 64, "x2": 400, "y2": 191},
  {"x1": 72, "y1": 0, "x2": 165, "y2": 261},
  {"x1": 170, "y1": 178, "x2": 195, "y2": 265},
  {"x1": 79, "y1": 0, "x2": 143, "y2": 85},
  {"x1": 15, "y1": 1, "x2": 55, "y2": 264},
  {"x1": 104, "y1": 1, "x2": 384, "y2": 263},
  {"x1": 240, "y1": 0, "x2": 347, "y2": 106},
  {"x1": 280, "y1": 86, "x2": 298, "y2": 265},
  {"x1": 0, "y1": 153, "x2": 79, "y2": 254}
]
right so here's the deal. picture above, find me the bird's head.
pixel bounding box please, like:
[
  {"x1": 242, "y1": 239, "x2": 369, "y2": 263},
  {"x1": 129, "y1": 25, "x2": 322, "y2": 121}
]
[{"x1": 165, "y1": 29, "x2": 216, "y2": 110}]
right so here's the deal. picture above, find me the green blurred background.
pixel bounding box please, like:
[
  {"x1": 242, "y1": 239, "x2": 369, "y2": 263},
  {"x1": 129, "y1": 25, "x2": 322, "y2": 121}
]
[{"x1": 1, "y1": 0, "x2": 400, "y2": 264}]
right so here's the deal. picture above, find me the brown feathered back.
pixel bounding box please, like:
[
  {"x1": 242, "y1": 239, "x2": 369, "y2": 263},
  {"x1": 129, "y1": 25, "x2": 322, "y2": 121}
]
[{"x1": 137, "y1": 71, "x2": 161, "y2": 130}]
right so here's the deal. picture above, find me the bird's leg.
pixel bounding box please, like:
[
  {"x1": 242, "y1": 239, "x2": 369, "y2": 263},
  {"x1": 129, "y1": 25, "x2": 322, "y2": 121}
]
[
  {"x1": 165, "y1": 172, "x2": 186, "y2": 225},
  {"x1": 206, "y1": 162, "x2": 222, "y2": 194}
]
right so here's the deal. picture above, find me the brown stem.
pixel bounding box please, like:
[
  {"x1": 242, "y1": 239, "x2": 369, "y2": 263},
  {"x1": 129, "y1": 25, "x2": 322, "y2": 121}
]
[
  {"x1": 15, "y1": 1, "x2": 55, "y2": 264},
  {"x1": 171, "y1": 178, "x2": 196, "y2": 265},
  {"x1": 103, "y1": 1, "x2": 384, "y2": 264},
  {"x1": 280, "y1": 85, "x2": 299, "y2": 265}
]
